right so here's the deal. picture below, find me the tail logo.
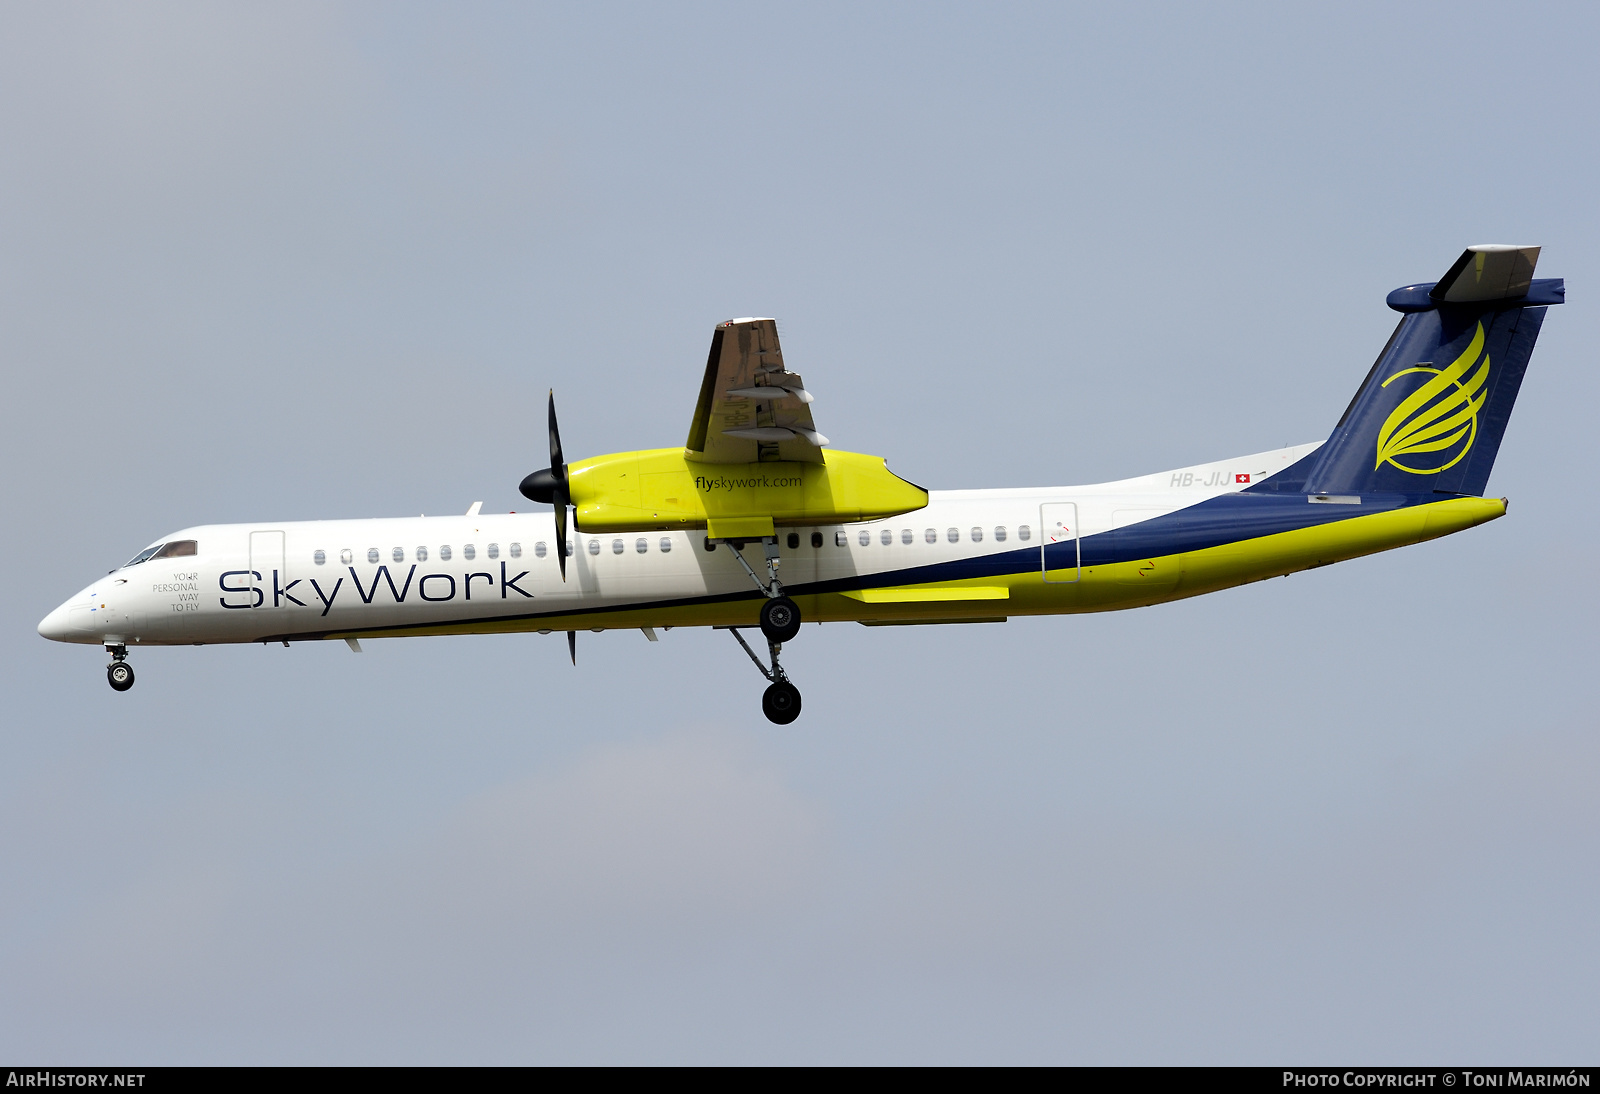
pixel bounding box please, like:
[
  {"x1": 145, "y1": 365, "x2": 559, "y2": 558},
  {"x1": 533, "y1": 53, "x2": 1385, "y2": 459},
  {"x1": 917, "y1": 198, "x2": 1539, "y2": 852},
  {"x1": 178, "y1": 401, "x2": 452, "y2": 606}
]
[{"x1": 1374, "y1": 321, "x2": 1490, "y2": 475}]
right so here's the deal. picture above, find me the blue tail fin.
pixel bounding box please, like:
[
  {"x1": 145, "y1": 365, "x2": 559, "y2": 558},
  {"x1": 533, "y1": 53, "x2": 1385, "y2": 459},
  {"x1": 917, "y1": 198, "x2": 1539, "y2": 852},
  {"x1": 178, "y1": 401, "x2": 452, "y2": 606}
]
[{"x1": 1302, "y1": 246, "x2": 1563, "y2": 498}]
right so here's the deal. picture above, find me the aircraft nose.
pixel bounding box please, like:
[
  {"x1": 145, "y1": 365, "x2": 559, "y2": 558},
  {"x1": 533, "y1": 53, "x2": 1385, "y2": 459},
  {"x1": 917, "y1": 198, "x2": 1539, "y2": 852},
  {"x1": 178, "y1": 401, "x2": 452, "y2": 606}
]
[{"x1": 38, "y1": 603, "x2": 72, "y2": 642}]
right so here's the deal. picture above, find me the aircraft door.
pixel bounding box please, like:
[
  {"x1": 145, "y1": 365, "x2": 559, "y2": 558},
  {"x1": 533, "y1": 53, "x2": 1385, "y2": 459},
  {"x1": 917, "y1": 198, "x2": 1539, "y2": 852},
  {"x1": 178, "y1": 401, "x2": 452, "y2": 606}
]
[
  {"x1": 249, "y1": 530, "x2": 286, "y2": 614},
  {"x1": 1040, "y1": 503, "x2": 1079, "y2": 583}
]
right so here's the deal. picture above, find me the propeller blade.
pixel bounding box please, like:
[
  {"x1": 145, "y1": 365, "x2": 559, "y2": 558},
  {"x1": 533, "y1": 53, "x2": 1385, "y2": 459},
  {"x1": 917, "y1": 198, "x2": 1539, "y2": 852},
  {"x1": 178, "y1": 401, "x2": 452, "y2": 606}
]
[
  {"x1": 517, "y1": 390, "x2": 574, "y2": 581},
  {"x1": 566, "y1": 630, "x2": 576, "y2": 665},
  {"x1": 553, "y1": 486, "x2": 569, "y2": 582},
  {"x1": 548, "y1": 390, "x2": 564, "y2": 474},
  {"x1": 550, "y1": 391, "x2": 570, "y2": 581}
]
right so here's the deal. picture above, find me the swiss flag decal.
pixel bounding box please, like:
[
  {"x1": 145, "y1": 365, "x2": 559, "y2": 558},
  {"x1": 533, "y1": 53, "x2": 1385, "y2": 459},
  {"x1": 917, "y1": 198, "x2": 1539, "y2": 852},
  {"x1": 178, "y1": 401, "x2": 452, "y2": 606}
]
[{"x1": 1235, "y1": 473, "x2": 1250, "y2": 483}]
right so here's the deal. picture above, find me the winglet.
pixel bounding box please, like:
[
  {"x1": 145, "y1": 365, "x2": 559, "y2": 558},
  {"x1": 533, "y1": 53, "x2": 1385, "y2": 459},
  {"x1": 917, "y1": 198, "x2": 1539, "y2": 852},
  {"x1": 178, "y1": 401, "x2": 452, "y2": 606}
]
[
  {"x1": 345, "y1": 637, "x2": 362, "y2": 653},
  {"x1": 466, "y1": 501, "x2": 483, "y2": 517}
]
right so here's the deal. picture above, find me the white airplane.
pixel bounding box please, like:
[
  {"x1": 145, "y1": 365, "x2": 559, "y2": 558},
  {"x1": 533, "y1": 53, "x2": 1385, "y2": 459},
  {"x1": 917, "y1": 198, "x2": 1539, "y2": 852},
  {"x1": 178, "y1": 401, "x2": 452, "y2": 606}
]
[{"x1": 39, "y1": 246, "x2": 1562, "y2": 723}]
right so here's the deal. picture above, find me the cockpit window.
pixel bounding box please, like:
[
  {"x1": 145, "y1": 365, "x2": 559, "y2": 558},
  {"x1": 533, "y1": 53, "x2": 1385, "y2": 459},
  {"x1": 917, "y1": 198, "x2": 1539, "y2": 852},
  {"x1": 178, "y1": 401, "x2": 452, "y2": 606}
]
[
  {"x1": 125, "y1": 538, "x2": 200, "y2": 568},
  {"x1": 123, "y1": 545, "x2": 163, "y2": 568}
]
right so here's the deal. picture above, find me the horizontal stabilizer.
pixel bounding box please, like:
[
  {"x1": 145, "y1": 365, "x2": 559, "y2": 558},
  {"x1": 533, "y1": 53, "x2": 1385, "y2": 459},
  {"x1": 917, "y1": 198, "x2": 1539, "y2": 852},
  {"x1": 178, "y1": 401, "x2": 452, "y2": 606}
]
[{"x1": 1431, "y1": 245, "x2": 1539, "y2": 304}]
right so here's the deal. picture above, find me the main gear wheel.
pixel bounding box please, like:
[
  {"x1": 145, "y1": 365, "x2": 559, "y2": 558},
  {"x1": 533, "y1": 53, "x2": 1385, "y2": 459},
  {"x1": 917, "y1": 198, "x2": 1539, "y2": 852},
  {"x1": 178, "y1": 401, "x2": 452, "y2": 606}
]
[{"x1": 759, "y1": 596, "x2": 801, "y2": 643}]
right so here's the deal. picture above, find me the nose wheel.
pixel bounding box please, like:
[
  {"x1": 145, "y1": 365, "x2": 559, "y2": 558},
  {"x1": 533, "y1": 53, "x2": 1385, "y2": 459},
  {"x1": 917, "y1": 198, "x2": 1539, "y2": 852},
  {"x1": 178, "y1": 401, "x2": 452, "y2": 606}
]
[{"x1": 106, "y1": 645, "x2": 135, "y2": 692}]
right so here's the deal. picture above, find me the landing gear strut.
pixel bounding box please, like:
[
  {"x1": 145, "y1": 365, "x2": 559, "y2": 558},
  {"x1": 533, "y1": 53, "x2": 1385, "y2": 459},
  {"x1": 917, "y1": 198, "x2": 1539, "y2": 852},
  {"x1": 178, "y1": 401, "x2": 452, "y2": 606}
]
[
  {"x1": 106, "y1": 644, "x2": 134, "y2": 692},
  {"x1": 721, "y1": 626, "x2": 802, "y2": 725},
  {"x1": 713, "y1": 537, "x2": 805, "y2": 723},
  {"x1": 717, "y1": 538, "x2": 803, "y2": 642}
]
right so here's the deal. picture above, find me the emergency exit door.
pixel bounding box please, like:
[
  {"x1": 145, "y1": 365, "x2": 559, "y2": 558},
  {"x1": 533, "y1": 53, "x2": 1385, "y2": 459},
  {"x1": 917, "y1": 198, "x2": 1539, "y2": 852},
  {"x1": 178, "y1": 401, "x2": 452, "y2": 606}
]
[{"x1": 1040, "y1": 503, "x2": 1079, "y2": 583}]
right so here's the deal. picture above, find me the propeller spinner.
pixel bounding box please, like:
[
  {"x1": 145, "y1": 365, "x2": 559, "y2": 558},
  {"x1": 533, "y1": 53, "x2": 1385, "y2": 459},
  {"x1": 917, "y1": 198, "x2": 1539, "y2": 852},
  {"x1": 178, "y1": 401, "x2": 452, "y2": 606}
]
[{"x1": 518, "y1": 390, "x2": 571, "y2": 582}]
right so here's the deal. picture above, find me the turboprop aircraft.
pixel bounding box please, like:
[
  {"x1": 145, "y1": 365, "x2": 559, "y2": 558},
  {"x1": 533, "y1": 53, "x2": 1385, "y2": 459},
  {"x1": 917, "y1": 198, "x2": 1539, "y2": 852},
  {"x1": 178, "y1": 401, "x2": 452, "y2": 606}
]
[{"x1": 38, "y1": 245, "x2": 1562, "y2": 723}]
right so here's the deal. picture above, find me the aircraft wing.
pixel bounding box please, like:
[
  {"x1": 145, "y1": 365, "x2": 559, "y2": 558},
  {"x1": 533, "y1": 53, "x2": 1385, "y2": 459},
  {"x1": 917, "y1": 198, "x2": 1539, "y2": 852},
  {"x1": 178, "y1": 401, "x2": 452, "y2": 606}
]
[{"x1": 684, "y1": 318, "x2": 828, "y2": 464}]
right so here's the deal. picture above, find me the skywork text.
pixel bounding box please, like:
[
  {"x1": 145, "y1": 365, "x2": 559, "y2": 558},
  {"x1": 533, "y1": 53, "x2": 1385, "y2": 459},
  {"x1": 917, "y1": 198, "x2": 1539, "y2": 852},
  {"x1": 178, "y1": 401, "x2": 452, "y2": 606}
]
[
  {"x1": 695, "y1": 474, "x2": 802, "y2": 492},
  {"x1": 219, "y1": 564, "x2": 532, "y2": 614}
]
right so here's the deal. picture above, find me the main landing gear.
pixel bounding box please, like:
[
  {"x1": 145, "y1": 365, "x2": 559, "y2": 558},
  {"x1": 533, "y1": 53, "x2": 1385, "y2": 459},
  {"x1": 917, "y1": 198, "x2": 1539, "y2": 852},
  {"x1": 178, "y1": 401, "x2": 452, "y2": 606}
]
[
  {"x1": 713, "y1": 537, "x2": 805, "y2": 723},
  {"x1": 721, "y1": 626, "x2": 802, "y2": 725},
  {"x1": 717, "y1": 537, "x2": 803, "y2": 642},
  {"x1": 106, "y1": 644, "x2": 135, "y2": 692}
]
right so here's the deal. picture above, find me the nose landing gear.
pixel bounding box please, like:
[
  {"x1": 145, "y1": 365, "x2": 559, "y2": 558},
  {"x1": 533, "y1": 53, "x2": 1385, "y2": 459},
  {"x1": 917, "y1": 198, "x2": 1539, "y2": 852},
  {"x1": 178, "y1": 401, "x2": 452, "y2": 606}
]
[{"x1": 106, "y1": 645, "x2": 135, "y2": 692}]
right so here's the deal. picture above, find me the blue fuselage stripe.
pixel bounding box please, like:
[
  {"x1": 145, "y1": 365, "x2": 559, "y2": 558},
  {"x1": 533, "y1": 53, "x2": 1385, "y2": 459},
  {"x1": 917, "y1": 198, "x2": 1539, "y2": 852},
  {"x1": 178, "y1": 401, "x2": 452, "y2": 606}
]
[{"x1": 798, "y1": 491, "x2": 1432, "y2": 596}]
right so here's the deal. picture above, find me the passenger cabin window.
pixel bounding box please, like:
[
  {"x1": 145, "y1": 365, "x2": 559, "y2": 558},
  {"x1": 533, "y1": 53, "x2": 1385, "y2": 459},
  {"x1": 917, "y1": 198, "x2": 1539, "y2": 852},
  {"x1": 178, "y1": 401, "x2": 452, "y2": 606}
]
[
  {"x1": 488, "y1": 543, "x2": 500, "y2": 560},
  {"x1": 924, "y1": 528, "x2": 937, "y2": 544},
  {"x1": 858, "y1": 530, "x2": 871, "y2": 547},
  {"x1": 901, "y1": 529, "x2": 913, "y2": 545},
  {"x1": 368, "y1": 548, "x2": 380, "y2": 564},
  {"x1": 994, "y1": 526, "x2": 1007, "y2": 542},
  {"x1": 837, "y1": 531, "x2": 849, "y2": 547},
  {"x1": 786, "y1": 533, "x2": 800, "y2": 549},
  {"x1": 340, "y1": 549, "x2": 353, "y2": 565},
  {"x1": 947, "y1": 528, "x2": 959, "y2": 543},
  {"x1": 314, "y1": 550, "x2": 326, "y2": 566},
  {"x1": 150, "y1": 540, "x2": 198, "y2": 559},
  {"x1": 416, "y1": 546, "x2": 428, "y2": 562},
  {"x1": 659, "y1": 537, "x2": 672, "y2": 553},
  {"x1": 1018, "y1": 525, "x2": 1032, "y2": 542},
  {"x1": 440, "y1": 545, "x2": 452, "y2": 561},
  {"x1": 811, "y1": 532, "x2": 824, "y2": 548},
  {"x1": 612, "y1": 538, "x2": 624, "y2": 555},
  {"x1": 510, "y1": 543, "x2": 522, "y2": 558},
  {"x1": 534, "y1": 542, "x2": 547, "y2": 559},
  {"x1": 463, "y1": 544, "x2": 476, "y2": 561},
  {"x1": 392, "y1": 547, "x2": 404, "y2": 563},
  {"x1": 880, "y1": 529, "x2": 893, "y2": 546},
  {"x1": 970, "y1": 527, "x2": 983, "y2": 543},
  {"x1": 636, "y1": 538, "x2": 648, "y2": 554},
  {"x1": 587, "y1": 540, "x2": 600, "y2": 556}
]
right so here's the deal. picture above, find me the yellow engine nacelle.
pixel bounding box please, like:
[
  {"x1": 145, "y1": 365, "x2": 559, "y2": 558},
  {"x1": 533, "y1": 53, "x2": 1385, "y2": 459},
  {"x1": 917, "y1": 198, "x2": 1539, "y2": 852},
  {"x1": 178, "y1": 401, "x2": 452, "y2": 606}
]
[{"x1": 566, "y1": 448, "x2": 928, "y2": 539}]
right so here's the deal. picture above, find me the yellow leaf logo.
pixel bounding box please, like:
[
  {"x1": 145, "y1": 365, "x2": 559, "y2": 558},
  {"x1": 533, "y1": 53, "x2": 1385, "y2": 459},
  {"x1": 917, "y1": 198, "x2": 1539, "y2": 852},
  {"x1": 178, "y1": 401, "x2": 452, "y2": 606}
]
[{"x1": 1374, "y1": 321, "x2": 1490, "y2": 474}]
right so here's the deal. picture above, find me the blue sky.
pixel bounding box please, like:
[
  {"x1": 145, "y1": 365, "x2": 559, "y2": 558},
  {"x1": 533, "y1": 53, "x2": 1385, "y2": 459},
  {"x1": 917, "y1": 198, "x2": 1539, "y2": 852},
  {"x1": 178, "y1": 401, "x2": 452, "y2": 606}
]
[{"x1": 2, "y1": 1, "x2": 1596, "y2": 1062}]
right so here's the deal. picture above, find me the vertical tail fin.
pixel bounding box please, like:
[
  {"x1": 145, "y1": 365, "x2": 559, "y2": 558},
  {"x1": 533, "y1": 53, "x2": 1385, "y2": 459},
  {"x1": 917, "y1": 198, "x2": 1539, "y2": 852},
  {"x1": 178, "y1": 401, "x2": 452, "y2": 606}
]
[{"x1": 1303, "y1": 246, "x2": 1563, "y2": 497}]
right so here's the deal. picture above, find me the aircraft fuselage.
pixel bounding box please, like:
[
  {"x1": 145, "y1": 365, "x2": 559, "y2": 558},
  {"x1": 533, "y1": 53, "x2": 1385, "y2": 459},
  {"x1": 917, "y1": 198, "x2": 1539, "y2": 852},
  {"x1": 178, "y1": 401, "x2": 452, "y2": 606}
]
[{"x1": 37, "y1": 442, "x2": 1504, "y2": 650}]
